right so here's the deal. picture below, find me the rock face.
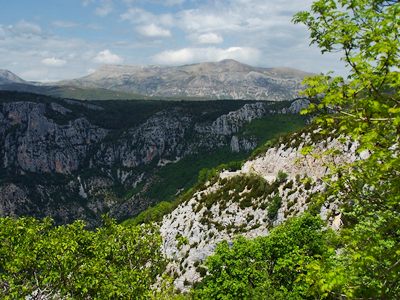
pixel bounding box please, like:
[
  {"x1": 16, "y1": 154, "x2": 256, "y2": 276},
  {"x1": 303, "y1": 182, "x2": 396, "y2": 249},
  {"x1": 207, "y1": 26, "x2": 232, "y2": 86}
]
[
  {"x1": 0, "y1": 91, "x2": 305, "y2": 224},
  {"x1": 60, "y1": 60, "x2": 312, "y2": 100},
  {"x1": 2, "y1": 101, "x2": 108, "y2": 174},
  {"x1": 160, "y1": 129, "x2": 364, "y2": 291}
]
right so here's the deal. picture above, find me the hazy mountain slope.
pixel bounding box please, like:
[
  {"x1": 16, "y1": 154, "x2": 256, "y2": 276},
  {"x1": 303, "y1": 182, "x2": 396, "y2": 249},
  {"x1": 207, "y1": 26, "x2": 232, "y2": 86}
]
[
  {"x1": 0, "y1": 81, "x2": 150, "y2": 100},
  {"x1": 60, "y1": 60, "x2": 312, "y2": 100},
  {"x1": 0, "y1": 69, "x2": 26, "y2": 85}
]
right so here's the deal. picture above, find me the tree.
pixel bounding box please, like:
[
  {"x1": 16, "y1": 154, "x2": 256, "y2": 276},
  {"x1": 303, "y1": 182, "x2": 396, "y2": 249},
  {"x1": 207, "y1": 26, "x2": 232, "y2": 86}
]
[
  {"x1": 293, "y1": 1, "x2": 400, "y2": 298},
  {"x1": 0, "y1": 217, "x2": 166, "y2": 299},
  {"x1": 194, "y1": 214, "x2": 336, "y2": 299}
]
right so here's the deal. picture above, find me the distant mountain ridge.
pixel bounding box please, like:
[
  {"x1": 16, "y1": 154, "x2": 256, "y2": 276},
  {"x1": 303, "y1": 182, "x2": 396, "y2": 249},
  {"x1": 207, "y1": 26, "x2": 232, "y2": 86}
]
[
  {"x1": 0, "y1": 60, "x2": 313, "y2": 100},
  {"x1": 61, "y1": 59, "x2": 312, "y2": 100},
  {"x1": 0, "y1": 69, "x2": 26, "y2": 85}
]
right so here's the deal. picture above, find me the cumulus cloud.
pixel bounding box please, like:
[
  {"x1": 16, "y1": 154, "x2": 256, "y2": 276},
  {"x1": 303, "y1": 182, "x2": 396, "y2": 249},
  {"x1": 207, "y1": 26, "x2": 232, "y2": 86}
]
[
  {"x1": 41, "y1": 57, "x2": 67, "y2": 67},
  {"x1": 177, "y1": 0, "x2": 314, "y2": 34},
  {"x1": 153, "y1": 47, "x2": 261, "y2": 65},
  {"x1": 93, "y1": 49, "x2": 123, "y2": 64},
  {"x1": 121, "y1": 8, "x2": 173, "y2": 27},
  {"x1": 194, "y1": 33, "x2": 223, "y2": 44},
  {"x1": 121, "y1": 7, "x2": 174, "y2": 39},
  {"x1": 0, "y1": 0, "x2": 348, "y2": 81},
  {"x1": 0, "y1": 19, "x2": 94, "y2": 81},
  {"x1": 136, "y1": 24, "x2": 171, "y2": 38}
]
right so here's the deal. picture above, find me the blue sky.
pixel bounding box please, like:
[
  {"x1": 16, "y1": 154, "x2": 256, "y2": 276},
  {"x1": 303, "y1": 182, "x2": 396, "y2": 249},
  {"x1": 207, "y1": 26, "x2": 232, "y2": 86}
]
[{"x1": 0, "y1": 0, "x2": 345, "y2": 81}]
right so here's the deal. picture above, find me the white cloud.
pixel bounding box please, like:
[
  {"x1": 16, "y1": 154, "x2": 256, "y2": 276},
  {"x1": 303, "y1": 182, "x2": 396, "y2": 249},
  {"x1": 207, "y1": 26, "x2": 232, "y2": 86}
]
[
  {"x1": 152, "y1": 0, "x2": 185, "y2": 6},
  {"x1": 153, "y1": 46, "x2": 261, "y2": 65},
  {"x1": 82, "y1": 0, "x2": 95, "y2": 6},
  {"x1": 136, "y1": 24, "x2": 171, "y2": 38},
  {"x1": 177, "y1": 0, "x2": 315, "y2": 34},
  {"x1": 194, "y1": 33, "x2": 223, "y2": 44},
  {"x1": 52, "y1": 21, "x2": 79, "y2": 28},
  {"x1": 121, "y1": 8, "x2": 174, "y2": 27},
  {"x1": 0, "y1": 20, "x2": 119, "y2": 81},
  {"x1": 0, "y1": 1, "x2": 349, "y2": 81},
  {"x1": 121, "y1": 8, "x2": 174, "y2": 39},
  {"x1": 41, "y1": 57, "x2": 67, "y2": 67},
  {"x1": 163, "y1": 0, "x2": 185, "y2": 6},
  {"x1": 93, "y1": 49, "x2": 123, "y2": 64},
  {"x1": 0, "y1": 27, "x2": 6, "y2": 39},
  {"x1": 11, "y1": 20, "x2": 42, "y2": 36},
  {"x1": 123, "y1": 0, "x2": 185, "y2": 7},
  {"x1": 95, "y1": 0, "x2": 113, "y2": 16}
]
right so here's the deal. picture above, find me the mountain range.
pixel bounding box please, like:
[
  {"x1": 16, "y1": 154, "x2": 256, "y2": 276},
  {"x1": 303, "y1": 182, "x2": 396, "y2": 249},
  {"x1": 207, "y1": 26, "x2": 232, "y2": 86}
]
[{"x1": 0, "y1": 60, "x2": 312, "y2": 100}]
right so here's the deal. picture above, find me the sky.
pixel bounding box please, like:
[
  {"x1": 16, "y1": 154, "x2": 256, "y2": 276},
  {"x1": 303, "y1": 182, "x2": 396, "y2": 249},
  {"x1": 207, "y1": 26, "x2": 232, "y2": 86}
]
[{"x1": 0, "y1": 0, "x2": 346, "y2": 82}]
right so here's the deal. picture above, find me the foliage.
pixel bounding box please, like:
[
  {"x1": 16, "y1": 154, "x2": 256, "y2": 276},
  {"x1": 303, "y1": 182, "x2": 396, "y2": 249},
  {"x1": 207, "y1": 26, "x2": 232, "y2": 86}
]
[
  {"x1": 0, "y1": 217, "x2": 166, "y2": 299},
  {"x1": 176, "y1": 233, "x2": 190, "y2": 249},
  {"x1": 292, "y1": 0, "x2": 400, "y2": 298},
  {"x1": 267, "y1": 195, "x2": 282, "y2": 220},
  {"x1": 122, "y1": 201, "x2": 173, "y2": 226},
  {"x1": 276, "y1": 170, "x2": 288, "y2": 183},
  {"x1": 194, "y1": 214, "x2": 336, "y2": 299}
]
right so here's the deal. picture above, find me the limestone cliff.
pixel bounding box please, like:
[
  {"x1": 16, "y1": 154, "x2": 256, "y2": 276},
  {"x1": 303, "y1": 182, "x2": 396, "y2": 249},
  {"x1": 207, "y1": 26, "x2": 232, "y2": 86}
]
[
  {"x1": 0, "y1": 91, "x2": 306, "y2": 224},
  {"x1": 159, "y1": 128, "x2": 367, "y2": 291}
]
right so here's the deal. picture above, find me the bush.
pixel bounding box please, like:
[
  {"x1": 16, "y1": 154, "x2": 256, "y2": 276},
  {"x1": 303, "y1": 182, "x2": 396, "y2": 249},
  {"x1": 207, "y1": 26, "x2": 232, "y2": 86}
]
[
  {"x1": 0, "y1": 217, "x2": 165, "y2": 298},
  {"x1": 267, "y1": 195, "x2": 282, "y2": 220},
  {"x1": 194, "y1": 214, "x2": 334, "y2": 299},
  {"x1": 276, "y1": 170, "x2": 288, "y2": 183}
]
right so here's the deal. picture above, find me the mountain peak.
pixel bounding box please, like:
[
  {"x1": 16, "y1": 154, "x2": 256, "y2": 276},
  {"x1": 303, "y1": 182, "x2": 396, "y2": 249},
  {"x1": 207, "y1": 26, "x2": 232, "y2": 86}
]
[
  {"x1": 0, "y1": 69, "x2": 26, "y2": 85},
  {"x1": 218, "y1": 59, "x2": 242, "y2": 65}
]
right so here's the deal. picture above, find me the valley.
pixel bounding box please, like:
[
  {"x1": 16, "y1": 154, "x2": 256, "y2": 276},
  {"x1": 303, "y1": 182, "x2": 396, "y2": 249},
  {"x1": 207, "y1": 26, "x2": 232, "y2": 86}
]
[{"x1": 0, "y1": 91, "x2": 307, "y2": 225}]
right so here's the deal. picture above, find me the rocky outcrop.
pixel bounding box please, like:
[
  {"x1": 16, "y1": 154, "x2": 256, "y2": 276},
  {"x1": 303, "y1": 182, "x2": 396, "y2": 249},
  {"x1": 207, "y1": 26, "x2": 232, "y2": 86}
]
[
  {"x1": 160, "y1": 130, "x2": 364, "y2": 291},
  {"x1": 285, "y1": 98, "x2": 311, "y2": 114},
  {"x1": 94, "y1": 110, "x2": 191, "y2": 168},
  {"x1": 196, "y1": 102, "x2": 266, "y2": 135},
  {"x1": 1, "y1": 101, "x2": 108, "y2": 174}
]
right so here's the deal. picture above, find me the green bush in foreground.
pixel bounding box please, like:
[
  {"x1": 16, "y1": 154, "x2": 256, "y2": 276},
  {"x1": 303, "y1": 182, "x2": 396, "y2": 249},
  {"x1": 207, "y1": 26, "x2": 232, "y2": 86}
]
[
  {"x1": 194, "y1": 214, "x2": 336, "y2": 299},
  {"x1": 0, "y1": 217, "x2": 165, "y2": 299}
]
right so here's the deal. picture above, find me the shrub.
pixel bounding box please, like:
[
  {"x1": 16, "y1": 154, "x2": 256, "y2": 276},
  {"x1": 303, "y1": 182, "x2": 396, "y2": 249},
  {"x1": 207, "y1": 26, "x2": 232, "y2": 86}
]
[
  {"x1": 277, "y1": 170, "x2": 288, "y2": 183},
  {"x1": 0, "y1": 217, "x2": 165, "y2": 299},
  {"x1": 267, "y1": 195, "x2": 282, "y2": 220}
]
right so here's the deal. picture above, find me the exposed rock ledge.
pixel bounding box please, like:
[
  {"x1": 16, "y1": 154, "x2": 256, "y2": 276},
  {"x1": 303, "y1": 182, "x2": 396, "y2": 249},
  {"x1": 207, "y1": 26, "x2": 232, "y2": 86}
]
[{"x1": 160, "y1": 131, "x2": 367, "y2": 291}]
